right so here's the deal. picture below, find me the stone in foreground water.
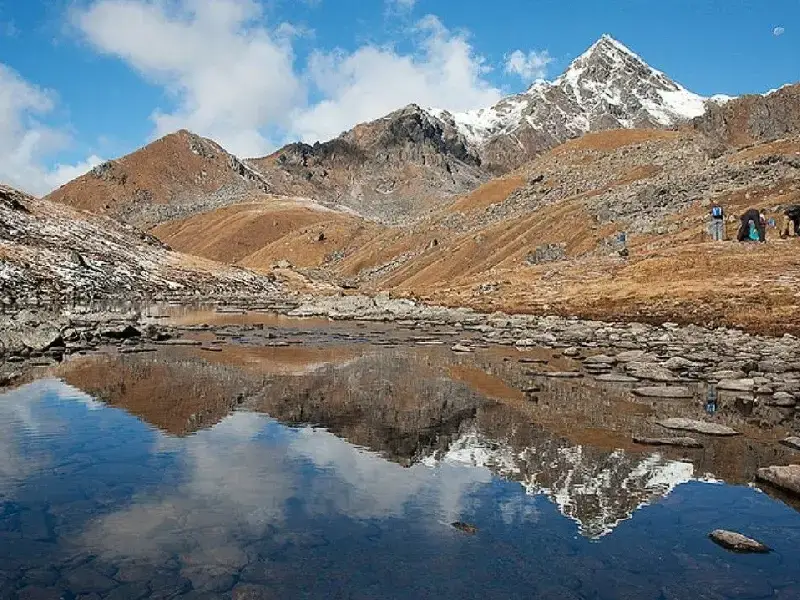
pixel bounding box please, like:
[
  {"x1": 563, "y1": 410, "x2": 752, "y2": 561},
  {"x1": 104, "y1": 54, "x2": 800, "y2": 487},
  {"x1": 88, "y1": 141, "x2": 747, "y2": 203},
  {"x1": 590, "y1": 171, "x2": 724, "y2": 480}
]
[{"x1": 709, "y1": 530, "x2": 770, "y2": 553}]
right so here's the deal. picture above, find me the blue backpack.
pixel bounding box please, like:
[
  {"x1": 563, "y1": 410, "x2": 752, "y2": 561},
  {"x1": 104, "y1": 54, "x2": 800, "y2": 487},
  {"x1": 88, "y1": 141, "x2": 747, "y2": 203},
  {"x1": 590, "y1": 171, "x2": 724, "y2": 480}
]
[{"x1": 711, "y1": 206, "x2": 723, "y2": 218}]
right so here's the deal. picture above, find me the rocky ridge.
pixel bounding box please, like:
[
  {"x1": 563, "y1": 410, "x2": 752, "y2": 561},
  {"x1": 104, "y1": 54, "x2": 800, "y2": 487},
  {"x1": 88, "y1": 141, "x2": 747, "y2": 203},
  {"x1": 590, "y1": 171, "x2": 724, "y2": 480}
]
[
  {"x1": 249, "y1": 104, "x2": 488, "y2": 224},
  {"x1": 0, "y1": 185, "x2": 279, "y2": 308}
]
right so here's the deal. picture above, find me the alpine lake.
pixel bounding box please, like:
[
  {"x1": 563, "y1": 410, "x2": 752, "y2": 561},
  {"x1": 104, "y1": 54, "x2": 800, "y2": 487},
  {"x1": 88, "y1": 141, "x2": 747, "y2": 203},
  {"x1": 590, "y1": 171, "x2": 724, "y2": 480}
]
[{"x1": 1, "y1": 306, "x2": 799, "y2": 600}]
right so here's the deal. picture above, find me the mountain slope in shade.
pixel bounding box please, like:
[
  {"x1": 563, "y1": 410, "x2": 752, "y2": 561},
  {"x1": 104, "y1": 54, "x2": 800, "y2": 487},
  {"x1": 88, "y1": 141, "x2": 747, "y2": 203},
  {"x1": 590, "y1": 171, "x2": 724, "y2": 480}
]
[
  {"x1": 45, "y1": 130, "x2": 270, "y2": 229},
  {"x1": 431, "y1": 35, "x2": 716, "y2": 173},
  {"x1": 249, "y1": 104, "x2": 488, "y2": 224}
]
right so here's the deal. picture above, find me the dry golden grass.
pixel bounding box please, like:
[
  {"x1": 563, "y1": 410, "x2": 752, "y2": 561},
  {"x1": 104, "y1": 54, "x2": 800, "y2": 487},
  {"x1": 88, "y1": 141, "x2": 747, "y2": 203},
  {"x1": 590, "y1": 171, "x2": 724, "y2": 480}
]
[
  {"x1": 550, "y1": 129, "x2": 684, "y2": 154},
  {"x1": 448, "y1": 174, "x2": 527, "y2": 213}
]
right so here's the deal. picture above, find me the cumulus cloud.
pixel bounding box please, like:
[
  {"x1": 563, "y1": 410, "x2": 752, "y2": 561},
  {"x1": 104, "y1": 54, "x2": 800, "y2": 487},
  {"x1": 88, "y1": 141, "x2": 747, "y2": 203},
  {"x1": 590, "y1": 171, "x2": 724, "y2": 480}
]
[
  {"x1": 0, "y1": 63, "x2": 102, "y2": 196},
  {"x1": 75, "y1": 1, "x2": 502, "y2": 153},
  {"x1": 76, "y1": 0, "x2": 302, "y2": 157},
  {"x1": 290, "y1": 15, "x2": 503, "y2": 142},
  {"x1": 504, "y1": 49, "x2": 553, "y2": 82},
  {"x1": 773, "y1": 26, "x2": 785, "y2": 37}
]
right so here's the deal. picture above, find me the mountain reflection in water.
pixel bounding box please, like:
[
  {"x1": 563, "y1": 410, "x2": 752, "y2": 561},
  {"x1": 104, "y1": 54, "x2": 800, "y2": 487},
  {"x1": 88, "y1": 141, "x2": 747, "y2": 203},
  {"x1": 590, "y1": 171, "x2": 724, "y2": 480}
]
[{"x1": 1, "y1": 343, "x2": 799, "y2": 599}]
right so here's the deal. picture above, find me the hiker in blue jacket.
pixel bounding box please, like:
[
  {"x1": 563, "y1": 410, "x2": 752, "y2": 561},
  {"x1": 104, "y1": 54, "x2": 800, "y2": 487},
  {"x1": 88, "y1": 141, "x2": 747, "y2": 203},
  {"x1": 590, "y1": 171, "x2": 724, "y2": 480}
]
[{"x1": 709, "y1": 203, "x2": 725, "y2": 241}]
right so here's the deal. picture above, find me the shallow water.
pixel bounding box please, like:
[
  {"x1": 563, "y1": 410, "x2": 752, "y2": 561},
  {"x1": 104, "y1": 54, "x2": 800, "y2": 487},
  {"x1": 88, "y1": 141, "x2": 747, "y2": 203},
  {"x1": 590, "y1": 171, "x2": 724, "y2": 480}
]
[{"x1": 1, "y1": 336, "x2": 800, "y2": 599}]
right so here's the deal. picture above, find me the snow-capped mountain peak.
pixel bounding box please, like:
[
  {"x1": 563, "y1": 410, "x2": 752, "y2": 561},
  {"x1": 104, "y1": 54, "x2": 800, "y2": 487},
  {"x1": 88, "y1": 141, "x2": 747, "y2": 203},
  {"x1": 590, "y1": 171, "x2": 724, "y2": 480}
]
[{"x1": 428, "y1": 34, "x2": 715, "y2": 172}]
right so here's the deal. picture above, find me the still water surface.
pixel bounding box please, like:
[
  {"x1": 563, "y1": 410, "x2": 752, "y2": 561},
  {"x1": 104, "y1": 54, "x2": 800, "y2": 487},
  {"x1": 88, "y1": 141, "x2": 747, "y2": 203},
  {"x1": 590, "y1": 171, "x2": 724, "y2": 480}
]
[{"x1": 1, "y1": 343, "x2": 799, "y2": 599}]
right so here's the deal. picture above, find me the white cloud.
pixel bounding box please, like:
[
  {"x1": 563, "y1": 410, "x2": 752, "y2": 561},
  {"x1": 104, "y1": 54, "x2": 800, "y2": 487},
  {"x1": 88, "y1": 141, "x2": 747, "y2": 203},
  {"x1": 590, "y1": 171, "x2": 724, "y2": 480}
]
[
  {"x1": 504, "y1": 49, "x2": 552, "y2": 82},
  {"x1": 75, "y1": 2, "x2": 502, "y2": 153},
  {"x1": 773, "y1": 26, "x2": 785, "y2": 37},
  {"x1": 0, "y1": 63, "x2": 102, "y2": 196},
  {"x1": 76, "y1": 0, "x2": 303, "y2": 157},
  {"x1": 290, "y1": 15, "x2": 503, "y2": 143}
]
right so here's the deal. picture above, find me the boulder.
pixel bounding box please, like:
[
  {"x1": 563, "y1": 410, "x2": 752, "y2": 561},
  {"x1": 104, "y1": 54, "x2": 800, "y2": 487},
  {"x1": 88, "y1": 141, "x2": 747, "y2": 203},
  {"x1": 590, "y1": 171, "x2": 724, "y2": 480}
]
[
  {"x1": 615, "y1": 350, "x2": 648, "y2": 362},
  {"x1": 625, "y1": 362, "x2": 678, "y2": 382},
  {"x1": 757, "y1": 464, "x2": 800, "y2": 496},
  {"x1": 656, "y1": 418, "x2": 739, "y2": 436},
  {"x1": 663, "y1": 357, "x2": 696, "y2": 371},
  {"x1": 709, "y1": 530, "x2": 770, "y2": 553},
  {"x1": 451, "y1": 344, "x2": 473, "y2": 353},
  {"x1": 766, "y1": 392, "x2": 797, "y2": 407},
  {"x1": 780, "y1": 437, "x2": 800, "y2": 451},
  {"x1": 717, "y1": 378, "x2": 755, "y2": 392},
  {"x1": 632, "y1": 386, "x2": 693, "y2": 399}
]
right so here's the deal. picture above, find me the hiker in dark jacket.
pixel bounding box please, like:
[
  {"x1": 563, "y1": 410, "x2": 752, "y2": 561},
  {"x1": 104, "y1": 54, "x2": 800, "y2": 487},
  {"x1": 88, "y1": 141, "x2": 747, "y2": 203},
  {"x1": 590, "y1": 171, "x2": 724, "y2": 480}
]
[{"x1": 737, "y1": 208, "x2": 766, "y2": 242}]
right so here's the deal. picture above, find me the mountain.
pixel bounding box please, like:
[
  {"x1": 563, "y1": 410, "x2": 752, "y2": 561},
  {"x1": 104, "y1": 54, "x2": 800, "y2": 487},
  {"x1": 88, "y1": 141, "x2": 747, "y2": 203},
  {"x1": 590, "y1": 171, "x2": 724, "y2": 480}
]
[
  {"x1": 48, "y1": 35, "x2": 727, "y2": 229},
  {"x1": 0, "y1": 184, "x2": 277, "y2": 306},
  {"x1": 252, "y1": 34, "x2": 721, "y2": 221},
  {"x1": 431, "y1": 35, "x2": 723, "y2": 173},
  {"x1": 45, "y1": 129, "x2": 270, "y2": 229},
  {"x1": 248, "y1": 104, "x2": 488, "y2": 224}
]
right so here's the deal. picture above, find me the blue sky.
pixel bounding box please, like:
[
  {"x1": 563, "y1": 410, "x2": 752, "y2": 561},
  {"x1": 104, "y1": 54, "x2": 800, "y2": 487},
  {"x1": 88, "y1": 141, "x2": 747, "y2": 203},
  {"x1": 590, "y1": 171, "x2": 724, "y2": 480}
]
[{"x1": 0, "y1": 0, "x2": 797, "y2": 195}]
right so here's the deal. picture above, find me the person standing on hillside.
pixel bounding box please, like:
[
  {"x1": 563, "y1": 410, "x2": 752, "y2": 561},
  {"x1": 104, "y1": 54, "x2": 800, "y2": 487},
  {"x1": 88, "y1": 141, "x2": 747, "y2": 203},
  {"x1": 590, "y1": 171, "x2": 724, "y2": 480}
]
[{"x1": 709, "y1": 203, "x2": 725, "y2": 241}]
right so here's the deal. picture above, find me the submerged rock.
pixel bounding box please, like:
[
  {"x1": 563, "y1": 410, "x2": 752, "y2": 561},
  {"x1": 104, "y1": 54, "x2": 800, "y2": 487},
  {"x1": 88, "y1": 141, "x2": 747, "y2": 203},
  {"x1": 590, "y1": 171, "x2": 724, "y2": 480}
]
[
  {"x1": 709, "y1": 530, "x2": 770, "y2": 553},
  {"x1": 451, "y1": 522, "x2": 478, "y2": 535},
  {"x1": 757, "y1": 464, "x2": 800, "y2": 496},
  {"x1": 633, "y1": 436, "x2": 703, "y2": 448},
  {"x1": 656, "y1": 418, "x2": 739, "y2": 436},
  {"x1": 632, "y1": 386, "x2": 693, "y2": 399}
]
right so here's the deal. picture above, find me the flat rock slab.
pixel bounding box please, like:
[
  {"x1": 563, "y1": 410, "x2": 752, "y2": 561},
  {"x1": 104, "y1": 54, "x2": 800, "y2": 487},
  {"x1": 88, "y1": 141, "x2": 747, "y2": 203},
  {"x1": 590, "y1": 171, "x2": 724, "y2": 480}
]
[
  {"x1": 584, "y1": 355, "x2": 617, "y2": 365},
  {"x1": 595, "y1": 374, "x2": 640, "y2": 383},
  {"x1": 717, "y1": 378, "x2": 755, "y2": 392},
  {"x1": 118, "y1": 347, "x2": 157, "y2": 354},
  {"x1": 709, "y1": 530, "x2": 770, "y2": 553},
  {"x1": 757, "y1": 464, "x2": 800, "y2": 496},
  {"x1": 625, "y1": 362, "x2": 678, "y2": 382},
  {"x1": 633, "y1": 436, "x2": 703, "y2": 448},
  {"x1": 656, "y1": 418, "x2": 739, "y2": 436},
  {"x1": 451, "y1": 344, "x2": 473, "y2": 353},
  {"x1": 156, "y1": 339, "x2": 203, "y2": 347},
  {"x1": 632, "y1": 386, "x2": 693, "y2": 399},
  {"x1": 540, "y1": 372, "x2": 583, "y2": 379},
  {"x1": 780, "y1": 437, "x2": 800, "y2": 451}
]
